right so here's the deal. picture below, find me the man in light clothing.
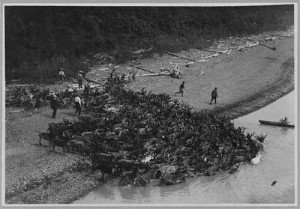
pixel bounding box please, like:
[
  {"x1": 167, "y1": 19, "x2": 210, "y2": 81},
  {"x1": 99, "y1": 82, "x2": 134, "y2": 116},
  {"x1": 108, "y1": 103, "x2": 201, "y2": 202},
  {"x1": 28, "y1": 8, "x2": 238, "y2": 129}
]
[
  {"x1": 74, "y1": 95, "x2": 82, "y2": 116},
  {"x1": 58, "y1": 69, "x2": 66, "y2": 81}
]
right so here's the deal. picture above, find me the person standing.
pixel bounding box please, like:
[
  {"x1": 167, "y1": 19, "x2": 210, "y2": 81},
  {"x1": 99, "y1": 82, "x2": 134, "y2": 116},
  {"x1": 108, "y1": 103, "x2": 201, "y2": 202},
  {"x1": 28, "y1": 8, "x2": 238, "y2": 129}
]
[
  {"x1": 74, "y1": 95, "x2": 82, "y2": 116},
  {"x1": 58, "y1": 69, "x2": 66, "y2": 81},
  {"x1": 78, "y1": 71, "x2": 83, "y2": 89},
  {"x1": 210, "y1": 87, "x2": 218, "y2": 105},
  {"x1": 50, "y1": 94, "x2": 59, "y2": 118},
  {"x1": 175, "y1": 81, "x2": 185, "y2": 97},
  {"x1": 84, "y1": 83, "x2": 90, "y2": 97},
  {"x1": 35, "y1": 95, "x2": 42, "y2": 109}
]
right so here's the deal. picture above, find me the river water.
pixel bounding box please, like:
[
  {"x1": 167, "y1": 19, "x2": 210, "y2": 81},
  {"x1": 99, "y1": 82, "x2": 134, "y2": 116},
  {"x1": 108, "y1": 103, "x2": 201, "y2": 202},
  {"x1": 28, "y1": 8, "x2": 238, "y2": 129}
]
[{"x1": 73, "y1": 92, "x2": 296, "y2": 205}]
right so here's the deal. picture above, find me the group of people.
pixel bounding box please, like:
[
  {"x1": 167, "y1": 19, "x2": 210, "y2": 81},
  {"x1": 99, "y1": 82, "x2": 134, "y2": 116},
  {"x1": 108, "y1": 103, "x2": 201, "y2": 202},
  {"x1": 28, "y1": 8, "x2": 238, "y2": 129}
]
[
  {"x1": 48, "y1": 92, "x2": 83, "y2": 119},
  {"x1": 58, "y1": 68, "x2": 84, "y2": 89},
  {"x1": 49, "y1": 69, "x2": 86, "y2": 119},
  {"x1": 55, "y1": 68, "x2": 219, "y2": 119},
  {"x1": 176, "y1": 81, "x2": 218, "y2": 105}
]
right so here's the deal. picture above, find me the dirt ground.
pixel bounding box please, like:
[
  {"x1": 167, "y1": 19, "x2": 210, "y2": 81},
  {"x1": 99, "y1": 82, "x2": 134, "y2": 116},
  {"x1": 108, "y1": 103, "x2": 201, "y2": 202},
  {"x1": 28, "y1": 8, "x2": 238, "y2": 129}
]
[{"x1": 5, "y1": 28, "x2": 294, "y2": 204}]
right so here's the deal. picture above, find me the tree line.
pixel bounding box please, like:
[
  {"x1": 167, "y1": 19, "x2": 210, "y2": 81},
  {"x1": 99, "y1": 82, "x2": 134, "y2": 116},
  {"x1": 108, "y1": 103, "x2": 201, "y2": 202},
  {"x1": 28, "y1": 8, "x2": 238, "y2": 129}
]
[{"x1": 5, "y1": 5, "x2": 294, "y2": 82}]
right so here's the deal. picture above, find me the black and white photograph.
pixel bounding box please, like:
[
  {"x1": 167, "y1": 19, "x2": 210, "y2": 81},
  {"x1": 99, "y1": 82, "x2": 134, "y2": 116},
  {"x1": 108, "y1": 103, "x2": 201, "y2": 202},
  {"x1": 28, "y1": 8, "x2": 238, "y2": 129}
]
[{"x1": 2, "y1": 2, "x2": 297, "y2": 206}]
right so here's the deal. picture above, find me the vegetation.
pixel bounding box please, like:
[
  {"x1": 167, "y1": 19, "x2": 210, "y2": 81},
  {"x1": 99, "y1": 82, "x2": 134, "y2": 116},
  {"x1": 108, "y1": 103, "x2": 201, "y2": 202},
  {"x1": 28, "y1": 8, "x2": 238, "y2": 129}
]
[{"x1": 5, "y1": 5, "x2": 294, "y2": 82}]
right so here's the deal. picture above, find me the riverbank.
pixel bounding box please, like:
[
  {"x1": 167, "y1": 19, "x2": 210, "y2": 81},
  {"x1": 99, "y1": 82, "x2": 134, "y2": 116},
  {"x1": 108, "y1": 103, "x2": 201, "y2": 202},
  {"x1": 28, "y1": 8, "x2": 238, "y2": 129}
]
[
  {"x1": 74, "y1": 92, "x2": 295, "y2": 204},
  {"x1": 212, "y1": 56, "x2": 294, "y2": 119},
  {"x1": 87, "y1": 28, "x2": 294, "y2": 119},
  {"x1": 5, "y1": 28, "x2": 294, "y2": 204}
]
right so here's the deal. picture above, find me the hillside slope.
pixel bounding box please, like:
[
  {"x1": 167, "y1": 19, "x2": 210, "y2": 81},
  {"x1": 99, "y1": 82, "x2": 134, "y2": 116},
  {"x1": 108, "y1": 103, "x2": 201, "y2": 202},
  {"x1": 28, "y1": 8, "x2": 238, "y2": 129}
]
[{"x1": 5, "y1": 5, "x2": 294, "y2": 82}]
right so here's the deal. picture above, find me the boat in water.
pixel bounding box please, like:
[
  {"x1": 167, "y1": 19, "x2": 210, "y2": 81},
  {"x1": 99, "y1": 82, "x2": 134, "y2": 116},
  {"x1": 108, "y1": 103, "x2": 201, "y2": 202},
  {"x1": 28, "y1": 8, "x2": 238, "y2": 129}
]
[{"x1": 259, "y1": 120, "x2": 295, "y2": 128}]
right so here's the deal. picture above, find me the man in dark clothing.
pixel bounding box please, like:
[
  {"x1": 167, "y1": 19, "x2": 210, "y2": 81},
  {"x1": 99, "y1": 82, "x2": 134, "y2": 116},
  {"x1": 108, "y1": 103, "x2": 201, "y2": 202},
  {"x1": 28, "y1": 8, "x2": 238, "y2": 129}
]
[
  {"x1": 78, "y1": 71, "x2": 83, "y2": 88},
  {"x1": 84, "y1": 83, "x2": 90, "y2": 97},
  {"x1": 175, "y1": 81, "x2": 185, "y2": 97},
  {"x1": 50, "y1": 95, "x2": 59, "y2": 118},
  {"x1": 35, "y1": 95, "x2": 42, "y2": 109},
  {"x1": 210, "y1": 87, "x2": 218, "y2": 105}
]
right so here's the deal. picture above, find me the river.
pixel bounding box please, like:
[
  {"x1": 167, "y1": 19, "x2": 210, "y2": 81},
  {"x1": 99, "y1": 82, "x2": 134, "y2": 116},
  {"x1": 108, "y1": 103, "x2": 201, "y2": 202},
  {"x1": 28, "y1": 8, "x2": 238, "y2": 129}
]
[{"x1": 73, "y1": 92, "x2": 296, "y2": 205}]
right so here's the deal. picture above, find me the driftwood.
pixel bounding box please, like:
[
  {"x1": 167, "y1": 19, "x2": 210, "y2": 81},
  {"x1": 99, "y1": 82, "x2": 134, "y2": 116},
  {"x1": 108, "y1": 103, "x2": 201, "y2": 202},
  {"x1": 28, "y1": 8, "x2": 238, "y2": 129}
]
[
  {"x1": 259, "y1": 42, "x2": 276, "y2": 50},
  {"x1": 203, "y1": 49, "x2": 230, "y2": 54},
  {"x1": 7, "y1": 84, "x2": 32, "y2": 88},
  {"x1": 98, "y1": 67, "x2": 110, "y2": 71},
  {"x1": 246, "y1": 39, "x2": 276, "y2": 50},
  {"x1": 236, "y1": 42, "x2": 259, "y2": 51},
  {"x1": 165, "y1": 52, "x2": 196, "y2": 62},
  {"x1": 136, "y1": 66, "x2": 156, "y2": 74},
  {"x1": 202, "y1": 53, "x2": 219, "y2": 59},
  {"x1": 138, "y1": 72, "x2": 170, "y2": 77}
]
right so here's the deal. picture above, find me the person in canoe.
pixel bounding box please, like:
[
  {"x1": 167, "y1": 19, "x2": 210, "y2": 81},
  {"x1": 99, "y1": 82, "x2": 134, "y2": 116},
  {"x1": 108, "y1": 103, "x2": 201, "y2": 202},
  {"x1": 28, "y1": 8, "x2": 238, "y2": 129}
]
[{"x1": 279, "y1": 117, "x2": 289, "y2": 125}]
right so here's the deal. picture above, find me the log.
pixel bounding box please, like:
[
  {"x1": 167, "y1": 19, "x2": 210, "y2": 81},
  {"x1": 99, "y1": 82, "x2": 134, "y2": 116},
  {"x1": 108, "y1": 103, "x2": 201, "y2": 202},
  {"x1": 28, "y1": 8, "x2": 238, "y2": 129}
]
[
  {"x1": 202, "y1": 53, "x2": 219, "y2": 59},
  {"x1": 138, "y1": 72, "x2": 170, "y2": 77},
  {"x1": 259, "y1": 42, "x2": 276, "y2": 50},
  {"x1": 136, "y1": 66, "x2": 156, "y2": 74},
  {"x1": 203, "y1": 49, "x2": 229, "y2": 54},
  {"x1": 165, "y1": 51, "x2": 196, "y2": 62}
]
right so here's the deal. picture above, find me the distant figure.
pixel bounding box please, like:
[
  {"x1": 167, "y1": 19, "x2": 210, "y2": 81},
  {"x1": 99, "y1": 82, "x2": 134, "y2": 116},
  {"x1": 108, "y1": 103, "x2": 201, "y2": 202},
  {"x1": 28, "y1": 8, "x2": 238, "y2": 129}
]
[
  {"x1": 175, "y1": 81, "x2": 185, "y2": 97},
  {"x1": 50, "y1": 94, "x2": 59, "y2": 118},
  {"x1": 84, "y1": 83, "x2": 90, "y2": 96},
  {"x1": 210, "y1": 87, "x2": 218, "y2": 105},
  {"x1": 280, "y1": 117, "x2": 289, "y2": 124},
  {"x1": 74, "y1": 95, "x2": 82, "y2": 116},
  {"x1": 58, "y1": 69, "x2": 66, "y2": 81},
  {"x1": 78, "y1": 71, "x2": 83, "y2": 88},
  {"x1": 35, "y1": 95, "x2": 42, "y2": 109}
]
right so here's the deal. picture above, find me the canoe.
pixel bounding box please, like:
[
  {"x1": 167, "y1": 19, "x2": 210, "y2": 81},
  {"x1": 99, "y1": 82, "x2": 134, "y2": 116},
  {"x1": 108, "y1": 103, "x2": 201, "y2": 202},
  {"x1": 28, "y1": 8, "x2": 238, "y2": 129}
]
[{"x1": 259, "y1": 120, "x2": 295, "y2": 128}]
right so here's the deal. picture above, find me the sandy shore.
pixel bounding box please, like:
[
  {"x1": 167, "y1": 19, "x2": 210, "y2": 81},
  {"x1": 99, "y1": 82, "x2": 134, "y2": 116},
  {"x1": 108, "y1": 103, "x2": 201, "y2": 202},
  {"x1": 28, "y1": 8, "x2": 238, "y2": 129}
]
[
  {"x1": 127, "y1": 35, "x2": 294, "y2": 119},
  {"x1": 5, "y1": 29, "x2": 294, "y2": 204},
  {"x1": 87, "y1": 28, "x2": 294, "y2": 118}
]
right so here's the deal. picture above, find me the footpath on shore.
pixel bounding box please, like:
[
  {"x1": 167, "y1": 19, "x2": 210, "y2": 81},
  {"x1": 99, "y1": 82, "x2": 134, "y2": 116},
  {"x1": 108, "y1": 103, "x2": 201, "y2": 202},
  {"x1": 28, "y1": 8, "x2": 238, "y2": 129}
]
[{"x1": 5, "y1": 28, "x2": 294, "y2": 204}]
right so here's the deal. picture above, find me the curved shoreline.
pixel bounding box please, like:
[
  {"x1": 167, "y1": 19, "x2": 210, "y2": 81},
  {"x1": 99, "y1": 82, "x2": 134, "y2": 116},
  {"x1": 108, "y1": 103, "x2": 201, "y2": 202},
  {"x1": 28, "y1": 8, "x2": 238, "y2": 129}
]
[
  {"x1": 5, "y1": 35, "x2": 295, "y2": 204},
  {"x1": 211, "y1": 57, "x2": 294, "y2": 120},
  {"x1": 6, "y1": 63, "x2": 294, "y2": 205},
  {"x1": 69, "y1": 68, "x2": 294, "y2": 204}
]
